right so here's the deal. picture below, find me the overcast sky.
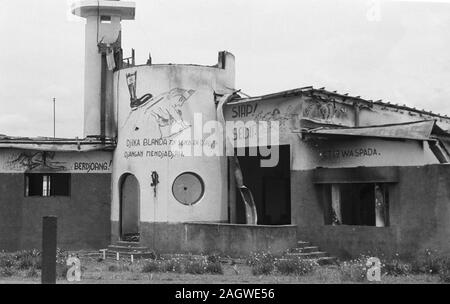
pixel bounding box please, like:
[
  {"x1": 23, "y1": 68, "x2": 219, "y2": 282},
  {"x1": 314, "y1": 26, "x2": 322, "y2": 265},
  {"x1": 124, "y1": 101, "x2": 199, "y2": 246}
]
[{"x1": 1, "y1": 0, "x2": 449, "y2": 138}]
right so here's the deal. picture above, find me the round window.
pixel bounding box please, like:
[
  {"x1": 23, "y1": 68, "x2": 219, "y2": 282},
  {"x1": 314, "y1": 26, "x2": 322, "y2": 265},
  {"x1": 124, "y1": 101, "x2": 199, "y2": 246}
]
[{"x1": 172, "y1": 172, "x2": 205, "y2": 205}]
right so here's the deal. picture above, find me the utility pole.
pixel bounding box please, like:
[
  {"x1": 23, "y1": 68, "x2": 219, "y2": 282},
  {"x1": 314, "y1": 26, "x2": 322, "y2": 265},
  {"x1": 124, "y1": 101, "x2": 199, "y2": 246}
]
[{"x1": 53, "y1": 98, "x2": 56, "y2": 138}]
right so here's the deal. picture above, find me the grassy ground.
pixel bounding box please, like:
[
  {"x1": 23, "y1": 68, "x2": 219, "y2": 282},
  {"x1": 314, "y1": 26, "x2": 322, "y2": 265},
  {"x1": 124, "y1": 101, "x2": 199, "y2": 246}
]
[{"x1": 0, "y1": 254, "x2": 443, "y2": 284}]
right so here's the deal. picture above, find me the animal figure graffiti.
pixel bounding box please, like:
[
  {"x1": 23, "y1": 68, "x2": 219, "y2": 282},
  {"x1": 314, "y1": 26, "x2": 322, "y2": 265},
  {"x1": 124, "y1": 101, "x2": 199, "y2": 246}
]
[{"x1": 9, "y1": 151, "x2": 67, "y2": 171}]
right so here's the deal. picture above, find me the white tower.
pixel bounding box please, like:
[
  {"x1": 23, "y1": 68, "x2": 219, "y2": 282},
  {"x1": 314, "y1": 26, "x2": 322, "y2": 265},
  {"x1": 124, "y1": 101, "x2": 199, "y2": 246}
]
[{"x1": 72, "y1": 0, "x2": 136, "y2": 138}]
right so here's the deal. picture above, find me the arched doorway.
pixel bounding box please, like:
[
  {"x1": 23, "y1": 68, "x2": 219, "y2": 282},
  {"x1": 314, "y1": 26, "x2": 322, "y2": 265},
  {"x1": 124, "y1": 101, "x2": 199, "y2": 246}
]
[{"x1": 119, "y1": 174, "x2": 140, "y2": 242}]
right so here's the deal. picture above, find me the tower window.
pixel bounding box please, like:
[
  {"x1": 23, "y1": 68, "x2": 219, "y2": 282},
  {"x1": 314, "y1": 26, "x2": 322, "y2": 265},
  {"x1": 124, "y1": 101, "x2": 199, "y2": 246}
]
[
  {"x1": 100, "y1": 16, "x2": 112, "y2": 23},
  {"x1": 25, "y1": 174, "x2": 71, "y2": 197}
]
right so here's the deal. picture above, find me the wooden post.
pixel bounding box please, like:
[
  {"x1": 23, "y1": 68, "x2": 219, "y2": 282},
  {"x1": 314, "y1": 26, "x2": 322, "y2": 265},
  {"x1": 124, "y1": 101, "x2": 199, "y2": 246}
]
[
  {"x1": 42, "y1": 216, "x2": 57, "y2": 284},
  {"x1": 100, "y1": 54, "x2": 107, "y2": 138}
]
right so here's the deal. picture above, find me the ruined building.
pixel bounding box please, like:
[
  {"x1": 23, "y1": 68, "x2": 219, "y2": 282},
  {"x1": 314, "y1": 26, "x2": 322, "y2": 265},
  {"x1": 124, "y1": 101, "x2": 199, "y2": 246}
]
[{"x1": 1, "y1": 0, "x2": 449, "y2": 259}]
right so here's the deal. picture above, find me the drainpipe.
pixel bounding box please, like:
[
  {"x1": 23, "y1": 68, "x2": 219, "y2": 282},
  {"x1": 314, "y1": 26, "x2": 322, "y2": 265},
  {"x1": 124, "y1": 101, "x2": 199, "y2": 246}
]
[{"x1": 100, "y1": 54, "x2": 107, "y2": 140}]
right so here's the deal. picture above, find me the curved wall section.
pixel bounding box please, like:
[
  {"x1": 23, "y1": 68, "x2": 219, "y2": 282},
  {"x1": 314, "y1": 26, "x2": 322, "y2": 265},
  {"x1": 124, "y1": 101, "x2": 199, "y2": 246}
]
[{"x1": 111, "y1": 53, "x2": 235, "y2": 227}]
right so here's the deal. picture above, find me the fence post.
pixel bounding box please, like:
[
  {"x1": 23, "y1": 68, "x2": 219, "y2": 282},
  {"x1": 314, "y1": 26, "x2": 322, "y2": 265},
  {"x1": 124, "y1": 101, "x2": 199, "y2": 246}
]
[{"x1": 42, "y1": 216, "x2": 57, "y2": 284}]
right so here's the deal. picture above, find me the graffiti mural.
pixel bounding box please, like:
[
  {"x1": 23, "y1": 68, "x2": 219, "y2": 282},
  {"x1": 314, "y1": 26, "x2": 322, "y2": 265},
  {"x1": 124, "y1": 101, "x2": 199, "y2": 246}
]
[
  {"x1": 0, "y1": 150, "x2": 112, "y2": 173},
  {"x1": 254, "y1": 105, "x2": 295, "y2": 131},
  {"x1": 124, "y1": 71, "x2": 196, "y2": 139},
  {"x1": 8, "y1": 151, "x2": 67, "y2": 171},
  {"x1": 302, "y1": 98, "x2": 350, "y2": 124}
]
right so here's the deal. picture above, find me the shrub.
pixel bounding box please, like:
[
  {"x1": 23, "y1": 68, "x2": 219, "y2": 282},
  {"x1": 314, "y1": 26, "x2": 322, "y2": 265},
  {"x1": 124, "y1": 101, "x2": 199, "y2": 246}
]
[
  {"x1": 33, "y1": 257, "x2": 42, "y2": 270},
  {"x1": 141, "y1": 260, "x2": 162, "y2": 273},
  {"x1": 144, "y1": 251, "x2": 158, "y2": 260},
  {"x1": 382, "y1": 258, "x2": 412, "y2": 276},
  {"x1": 205, "y1": 261, "x2": 223, "y2": 275},
  {"x1": 184, "y1": 260, "x2": 206, "y2": 275},
  {"x1": 438, "y1": 258, "x2": 450, "y2": 283},
  {"x1": 297, "y1": 259, "x2": 317, "y2": 275},
  {"x1": 275, "y1": 259, "x2": 297, "y2": 275},
  {"x1": 411, "y1": 249, "x2": 442, "y2": 274},
  {"x1": 162, "y1": 259, "x2": 183, "y2": 273},
  {"x1": 275, "y1": 258, "x2": 316, "y2": 276},
  {"x1": 17, "y1": 256, "x2": 35, "y2": 270},
  {"x1": 0, "y1": 267, "x2": 14, "y2": 278},
  {"x1": 313, "y1": 266, "x2": 342, "y2": 283},
  {"x1": 0, "y1": 254, "x2": 16, "y2": 269},
  {"x1": 26, "y1": 268, "x2": 39, "y2": 278},
  {"x1": 246, "y1": 252, "x2": 275, "y2": 267},
  {"x1": 0, "y1": 254, "x2": 17, "y2": 278},
  {"x1": 338, "y1": 256, "x2": 369, "y2": 282},
  {"x1": 206, "y1": 253, "x2": 220, "y2": 264},
  {"x1": 108, "y1": 263, "x2": 130, "y2": 272},
  {"x1": 14, "y1": 249, "x2": 40, "y2": 260},
  {"x1": 247, "y1": 252, "x2": 275, "y2": 276},
  {"x1": 251, "y1": 263, "x2": 274, "y2": 276}
]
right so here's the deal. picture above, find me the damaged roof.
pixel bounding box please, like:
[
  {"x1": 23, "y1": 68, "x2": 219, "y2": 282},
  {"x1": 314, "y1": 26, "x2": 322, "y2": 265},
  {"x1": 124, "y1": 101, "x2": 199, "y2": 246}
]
[
  {"x1": 229, "y1": 86, "x2": 450, "y2": 123},
  {"x1": 0, "y1": 136, "x2": 116, "y2": 152}
]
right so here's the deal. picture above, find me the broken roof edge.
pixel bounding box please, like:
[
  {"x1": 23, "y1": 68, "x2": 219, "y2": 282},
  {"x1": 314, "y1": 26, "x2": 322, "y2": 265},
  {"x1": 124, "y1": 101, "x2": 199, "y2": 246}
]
[
  {"x1": 0, "y1": 136, "x2": 116, "y2": 152},
  {"x1": 300, "y1": 119, "x2": 439, "y2": 141},
  {"x1": 228, "y1": 86, "x2": 450, "y2": 122}
]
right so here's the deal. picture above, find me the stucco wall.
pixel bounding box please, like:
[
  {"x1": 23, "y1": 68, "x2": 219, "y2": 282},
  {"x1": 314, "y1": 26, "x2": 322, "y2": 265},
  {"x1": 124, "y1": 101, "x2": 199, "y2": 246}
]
[
  {"x1": 111, "y1": 57, "x2": 235, "y2": 225},
  {"x1": 0, "y1": 173, "x2": 111, "y2": 251},
  {"x1": 292, "y1": 164, "x2": 450, "y2": 259}
]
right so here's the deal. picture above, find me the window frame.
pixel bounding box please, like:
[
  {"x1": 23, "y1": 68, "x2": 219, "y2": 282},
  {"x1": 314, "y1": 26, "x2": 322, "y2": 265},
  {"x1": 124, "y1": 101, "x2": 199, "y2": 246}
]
[
  {"x1": 24, "y1": 173, "x2": 71, "y2": 198},
  {"x1": 322, "y1": 182, "x2": 391, "y2": 227}
]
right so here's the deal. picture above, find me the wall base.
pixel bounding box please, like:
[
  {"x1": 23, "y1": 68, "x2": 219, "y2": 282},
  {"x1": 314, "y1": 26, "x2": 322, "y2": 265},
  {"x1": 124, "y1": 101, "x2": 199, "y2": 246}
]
[{"x1": 111, "y1": 221, "x2": 297, "y2": 257}]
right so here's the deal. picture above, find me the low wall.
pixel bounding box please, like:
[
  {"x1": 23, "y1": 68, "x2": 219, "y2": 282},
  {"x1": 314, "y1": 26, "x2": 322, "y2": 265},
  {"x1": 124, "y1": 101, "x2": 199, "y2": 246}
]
[
  {"x1": 292, "y1": 164, "x2": 450, "y2": 259},
  {"x1": 112, "y1": 221, "x2": 297, "y2": 257}
]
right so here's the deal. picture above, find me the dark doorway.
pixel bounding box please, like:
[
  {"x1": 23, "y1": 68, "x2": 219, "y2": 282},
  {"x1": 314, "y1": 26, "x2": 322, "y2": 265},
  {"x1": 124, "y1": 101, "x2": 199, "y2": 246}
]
[
  {"x1": 235, "y1": 145, "x2": 291, "y2": 225},
  {"x1": 340, "y1": 183, "x2": 375, "y2": 226},
  {"x1": 120, "y1": 174, "x2": 140, "y2": 241}
]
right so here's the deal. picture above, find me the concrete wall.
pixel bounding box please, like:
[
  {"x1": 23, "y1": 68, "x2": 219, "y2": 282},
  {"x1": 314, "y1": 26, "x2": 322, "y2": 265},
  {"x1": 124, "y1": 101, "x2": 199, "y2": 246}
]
[
  {"x1": 0, "y1": 173, "x2": 111, "y2": 251},
  {"x1": 292, "y1": 164, "x2": 450, "y2": 259},
  {"x1": 111, "y1": 221, "x2": 296, "y2": 257}
]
